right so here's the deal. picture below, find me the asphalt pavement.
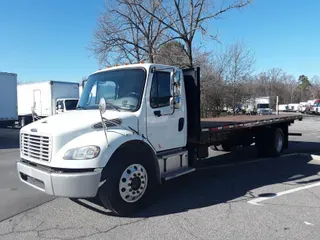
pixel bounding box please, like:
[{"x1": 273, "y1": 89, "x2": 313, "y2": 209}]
[
  {"x1": 0, "y1": 115, "x2": 320, "y2": 240},
  {"x1": 0, "y1": 128, "x2": 54, "y2": 222}
]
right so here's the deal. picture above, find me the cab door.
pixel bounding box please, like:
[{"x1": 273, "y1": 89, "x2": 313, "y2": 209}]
[{"x1": 146, "y1": 69, "x2": 186, "y2": 152}]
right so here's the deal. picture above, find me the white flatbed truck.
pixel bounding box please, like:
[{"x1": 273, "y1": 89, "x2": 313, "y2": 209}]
[{"x1": 17, "y1": 64, "x2": 302, "y2": 216}]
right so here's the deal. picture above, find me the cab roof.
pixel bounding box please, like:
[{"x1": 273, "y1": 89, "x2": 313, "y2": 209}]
[{"x1": 92, "y1": 63, "x2": 176, "y2": 76}]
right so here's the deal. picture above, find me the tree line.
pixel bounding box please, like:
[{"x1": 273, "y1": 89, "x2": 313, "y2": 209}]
[{"x1": 90, "y1": 0, "x2": 320, "y2": 117}]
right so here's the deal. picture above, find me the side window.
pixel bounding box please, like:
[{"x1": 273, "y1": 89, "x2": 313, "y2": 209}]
[{"x1": 150, "y1": 72, "x2": 171, "y2": 108}]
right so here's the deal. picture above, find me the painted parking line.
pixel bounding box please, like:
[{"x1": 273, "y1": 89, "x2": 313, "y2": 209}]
[
  {"x1": 248, "y1": 181, "x2": 320, "y2": 206},
  {"x1": 311, "y1": 154, "x2": 320, "y2": 161}
]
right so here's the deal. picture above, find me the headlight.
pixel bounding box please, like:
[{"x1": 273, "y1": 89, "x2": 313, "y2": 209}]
[{"x1": 63, "y1": 146, "x2": 100, "y2": 160}]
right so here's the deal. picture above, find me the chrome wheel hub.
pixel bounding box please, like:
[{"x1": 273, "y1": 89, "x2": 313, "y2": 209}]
[{"x1": 119, "y1": 164, "x2": 148, "y2": 203}]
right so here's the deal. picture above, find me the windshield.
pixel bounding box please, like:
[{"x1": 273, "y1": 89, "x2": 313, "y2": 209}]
[
  {"x1": 65, "y1": 99, "x2": 78, "y2": 110},
  {"x1": 257, "y1": 104, "x2": 269, "y2": 109},
  {"x1": 78, "y1": 68, "x2": 146, "y2": 111}
]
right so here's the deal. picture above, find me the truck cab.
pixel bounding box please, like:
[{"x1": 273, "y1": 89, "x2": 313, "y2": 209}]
[
  {"x1": 256, "y1": 103, "x2": 272, "y2": 115},
  {"x1": 17, "y1": 63, "x2": 191, "y2": 215},
  {"x1": 56, "y1": 98, "x2": 79, "y2": 114},
  {"x1": 255, "y1": 97, "x2": 272, "y2": 115}
]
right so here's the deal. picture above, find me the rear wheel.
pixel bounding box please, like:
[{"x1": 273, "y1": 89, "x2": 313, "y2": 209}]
[
  {"x1": 221, "y1": 142, "x2": 232, "y2": 151},
  {"x1": 256, "y1": 127, "x2": 284, "y2": 157},
  {"x1": 273, "y1": 128, "x2": 284, "y2": 156},
  {"x1": 98, "y1": 144, "x2": 159, "y2": 216}
]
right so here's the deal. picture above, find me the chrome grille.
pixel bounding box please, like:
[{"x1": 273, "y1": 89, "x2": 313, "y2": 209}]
[{"x1": 21, "y1": 133, "x2": 52, "y2": 161}]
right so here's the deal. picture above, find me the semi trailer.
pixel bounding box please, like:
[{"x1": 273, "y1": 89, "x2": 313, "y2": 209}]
[
  {"x1": 0, "y1": 72, "x2": 18, "y2": 128},
  {"x1": 17, "y1": 64, "x2": 302, "y2": 216}
]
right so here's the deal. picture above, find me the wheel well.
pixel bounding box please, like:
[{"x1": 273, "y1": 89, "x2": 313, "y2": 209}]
[
  {"x1": 101, "y1": 140, "x2": 161, "y2": 184},
  {"x1": 254, "y1": 124, "x2": 289, "y2": 143}
]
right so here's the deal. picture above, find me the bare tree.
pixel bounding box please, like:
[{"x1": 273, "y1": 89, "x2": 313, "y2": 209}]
[
  {"x1": 196, "y1": 51, "x2": 225, "y2": 117},
  {"x1": 223, "y1": 41, "x2": 255, "y2": 112},
  {"x1": 311, "y1": 75, "x2": 320, "y2": 99},
  {"x1": 248, "y1": 69, "x2": 299, "y2": 104},
  {"x1": 154, "y1": 41, "x2": 189, "y2": 67},
  {"x1": 90, "y1": 0, "x2": 167, "y2": 65},
  {"x1": 137, "y1": 0, "x2": 252, "y2": 67}
]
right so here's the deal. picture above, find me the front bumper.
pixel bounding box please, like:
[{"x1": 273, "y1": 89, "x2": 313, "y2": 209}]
[{"x1": 17, "y1": 161, "x2": 102, "y2": 198}]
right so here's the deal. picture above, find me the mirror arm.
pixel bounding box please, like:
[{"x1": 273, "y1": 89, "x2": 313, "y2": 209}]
[{"x1": 99, "y1": 98, "x2": 109, "y2": 146}]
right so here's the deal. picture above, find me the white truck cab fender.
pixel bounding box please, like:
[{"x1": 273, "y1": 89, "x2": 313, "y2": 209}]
[
  {"x1": 53, "y1": 128, "x2": 158, "y2": 173},
  {"x1": 100, "y1": 139, "x2": 161, "y2": 184}
]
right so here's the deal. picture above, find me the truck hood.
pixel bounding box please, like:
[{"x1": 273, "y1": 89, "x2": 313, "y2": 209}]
[{"x1": 21, "y1": 110, "x2": 139, "y2": 137}]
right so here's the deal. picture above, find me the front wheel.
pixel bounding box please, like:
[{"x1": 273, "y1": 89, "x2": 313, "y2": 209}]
[{"x1": 98, "y1": 145, "x2": 159, "y2": 216}]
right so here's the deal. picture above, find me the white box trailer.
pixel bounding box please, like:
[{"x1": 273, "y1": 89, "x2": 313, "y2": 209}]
[
  {"x1": 17, "y1": 81, "x2": 79, "y2": 126},
  {"x1": 0, "y1": 72, "x2": 18, "y2": 127},
  {"x1": 288, "y1": 103, "x2": 299, "y2": 112},
  {"x1": 279, "y1": 104, "x2": 288, "y2": 111}
]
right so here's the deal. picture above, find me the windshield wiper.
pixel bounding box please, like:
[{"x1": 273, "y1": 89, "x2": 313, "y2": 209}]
[
  {"x1": 76, "y1": 106, "x2": 85, "y2": 110},
  {"x1": 106, "y1": 101, "x2": 121, "y2": 112}
]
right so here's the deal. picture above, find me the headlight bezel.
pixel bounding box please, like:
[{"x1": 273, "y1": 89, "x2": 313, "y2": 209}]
[{"x1": 63, "y1": 145, "x2": 100, "y2": 160}]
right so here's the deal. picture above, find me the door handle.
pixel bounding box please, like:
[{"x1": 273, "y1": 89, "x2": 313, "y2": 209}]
[
  {"x1": 178, "y1": 118, "x2": 184, "y2": 131},
  {"x1": 154, "y1": 110, "x2": 162, "y2": 117}
]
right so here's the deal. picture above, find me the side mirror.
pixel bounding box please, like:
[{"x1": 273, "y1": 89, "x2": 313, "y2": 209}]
[
  {"x1": 170, "y1": 96, "x2": 181, "y2": 109},
  {"x1": 172, "y1": 70, "x2": 181, "y2": 96},
  {"x1": 99, "y1": 98, "x2": 107, "y2": 114},
  {"x1": 58, "y1": 105, "x2": 62, "y2": 110}
]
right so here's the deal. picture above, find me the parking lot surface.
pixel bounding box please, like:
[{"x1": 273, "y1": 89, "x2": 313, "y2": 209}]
[
  {"x1": 0, "y1": 129, "x2": 54, "y2": 222},
  {"x1": 0, "y1": 115, "x2": 319, "y2": 240}
]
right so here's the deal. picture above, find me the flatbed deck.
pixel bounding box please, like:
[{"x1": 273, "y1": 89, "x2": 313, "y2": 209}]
[{"x1": 201, "y1": 114, "x2": 302, "y2": 131}]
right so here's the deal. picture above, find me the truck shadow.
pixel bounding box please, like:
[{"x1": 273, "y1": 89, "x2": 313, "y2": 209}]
[{"x1": 73, "y1": 141, "x2": 320, "y2": 218}]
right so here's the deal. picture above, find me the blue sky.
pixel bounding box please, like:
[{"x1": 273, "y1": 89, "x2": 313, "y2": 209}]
[{"x1": 0, "y1": 0, "x2": 319, "y2": 83}]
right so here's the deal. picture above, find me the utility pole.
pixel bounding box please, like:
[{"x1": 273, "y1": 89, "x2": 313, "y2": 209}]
[{"x1": 276, "y1": 96, "x2": 279, "y2": 115}]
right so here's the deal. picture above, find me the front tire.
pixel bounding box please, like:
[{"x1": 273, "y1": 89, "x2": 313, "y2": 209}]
[{"x1": 98, "y1": 144, "x2": 159, "y2": 216}]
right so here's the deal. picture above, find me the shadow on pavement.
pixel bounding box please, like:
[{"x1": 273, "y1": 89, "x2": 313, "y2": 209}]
[
  {"x1": 288, "y1": 141, "x2": 320, "y2": 154},
  {"x1": 73, "y1": 141, "x2": 320, "y2": 218},
  {"x1": 0, "y1": 128, "x2": 20, "y2": 149}
]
